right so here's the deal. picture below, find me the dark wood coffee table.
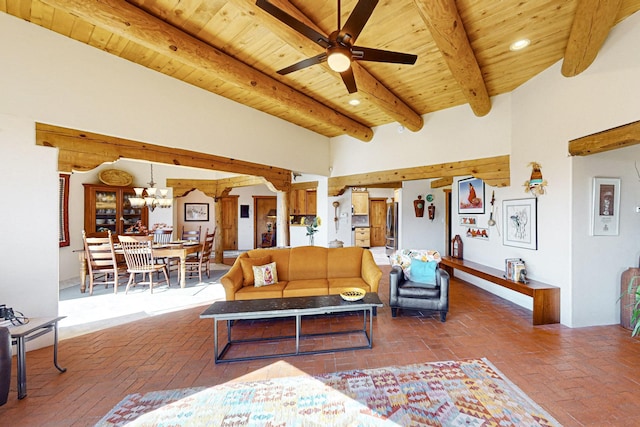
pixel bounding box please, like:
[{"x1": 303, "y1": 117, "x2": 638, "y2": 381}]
[{"x1": 200, "y1": 293, "x2": 383, "y2": 363}]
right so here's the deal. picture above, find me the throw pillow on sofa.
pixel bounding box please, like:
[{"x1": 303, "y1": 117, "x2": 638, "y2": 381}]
[
  {"x1": 240, "y1": 256, "x2": 272, "y2": 286},
  {"x1": 409, "y1": 259, "x2": 437, "y2": 286},
  {"x1": 253, "y1": 262, "x2": 278, "y2": 287}
]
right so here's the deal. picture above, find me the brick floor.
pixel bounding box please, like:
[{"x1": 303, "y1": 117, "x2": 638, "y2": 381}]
[{"x1": 2, "y1": 265, "x2": 640, "y2": 426}]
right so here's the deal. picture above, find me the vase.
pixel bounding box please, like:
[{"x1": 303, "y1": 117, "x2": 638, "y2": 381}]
[{"x1": 309, "y1": 235, "x2": 314, "y2": 246}]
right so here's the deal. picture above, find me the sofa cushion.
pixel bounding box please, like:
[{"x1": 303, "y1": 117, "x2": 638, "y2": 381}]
[
  {"x1": 327, "y1": 247, "x2": 363, "y2": 278},
  {"x1": 283, "y1": 279, "x2": 328, "y2": 298},
  {"x1": 288, "y1": 247, "x2": 328, "y2": 281},
  {"x1": 246, "y1": 249, "x2": 291, "y2": 282},
  {"x1": 253, "y1": 261, "x2": 278, "y2": 287},
  {"x1": 409, "y1": 259, "x2": 437, "y2": 285},
  {"x1": 328, "y1": 277, "x2": 371, "y2": 294},
  {"x1": 398, "y1": 282, "x2": 440, "y2": 298},
  {"x1": 240, "y1": 256, "x2": 271, "y2": 286},
  {"x1": 235, "y1": 281, "x2": 287, "y2": 300}
]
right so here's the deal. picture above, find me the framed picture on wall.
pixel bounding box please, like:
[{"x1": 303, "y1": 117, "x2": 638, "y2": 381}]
[
  {"x1": 458, "y1": 177, "x2": 485, "y2": 214},
  {"x1": 59, "y1": 174, "x2": 70, "y2": 247},
  {"x1": 185, "y1": 203, "x2": 209, "y2": 222},
  {"x1": 502, "y1": 198, "x2": 537, "y2": 250},
  {"x1": 591, "y1": 177, "x2": 620, "y2": 236}
]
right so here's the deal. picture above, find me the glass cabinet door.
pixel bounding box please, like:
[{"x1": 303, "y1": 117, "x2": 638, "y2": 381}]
[
  {"x1": 122, "y1": 191, "x2": 145, "y2": 234},
  {"x1": 94, "y1": 190, "x2": 117, "y2": 233}
]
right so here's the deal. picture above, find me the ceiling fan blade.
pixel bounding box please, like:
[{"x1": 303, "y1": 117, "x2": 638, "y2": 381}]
[
  {"x1": 353, "y1": 46, "x2": 417, "y2": 65},
  {"x1": 340, "y1": 67, "x2": 358, "y2": 94},
  {"x1": 256, "y1": 0, "x2": 330, "y2": 48},
  {"x1": 340, "y1": 0, "x2": 379, "y2": 45},
  {"x1": 277, "y1": 53, "x2": 327, "y2": 75}
]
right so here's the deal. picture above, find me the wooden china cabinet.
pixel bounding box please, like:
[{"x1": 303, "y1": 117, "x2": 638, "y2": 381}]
[{"x1": 83, "y1": 184, "x2": 148, "y2": 235}]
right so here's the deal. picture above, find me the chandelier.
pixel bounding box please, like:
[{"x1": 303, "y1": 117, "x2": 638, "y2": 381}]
[{"x1": 129, "y1": 164, "x2": 172, "y2": 211}]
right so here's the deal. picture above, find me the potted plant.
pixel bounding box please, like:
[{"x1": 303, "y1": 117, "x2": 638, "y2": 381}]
[{"x1": 626, "y1": 276, "x2": 640, "y2": 336}]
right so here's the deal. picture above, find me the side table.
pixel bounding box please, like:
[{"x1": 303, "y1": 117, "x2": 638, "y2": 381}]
[{"x1": 9, "y1": 316, "x2": 67, "y2": 399}]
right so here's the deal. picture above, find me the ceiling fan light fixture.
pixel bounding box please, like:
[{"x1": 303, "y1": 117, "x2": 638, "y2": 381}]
[
  {"x1": 327, "y1": 46, "x2": 352, "y2": 72},
  {"x1": 348, "y1": 98, "x2": 360, "y2": 106}
]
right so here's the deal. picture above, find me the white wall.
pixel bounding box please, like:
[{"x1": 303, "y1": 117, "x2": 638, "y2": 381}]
[
  {"x1": 400, "y1": 180, "x2": 446, "y2": 254},
  {"x1": 0, "y1": 114, "x2": 59, "y2": 349}
]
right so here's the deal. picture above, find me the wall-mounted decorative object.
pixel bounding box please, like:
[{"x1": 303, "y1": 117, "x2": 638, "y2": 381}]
[
  {"x1": 240, "y1": 205, "x2": 249, "y2": 218},
  {"x1": 98, "y1": 168, "x2": 133, "y2": 187},
  {"x1": 332, "y1": 201, "x2": 340, "y2": 232},
  {"x1": 458, "y1": 177, "x2": 485, "y2": 214},
  {"x1": 459, "y1": 215, "x2": 477, "y2": 226},
  {"x1": 503, "y1": 198, "x2": 537, "y2": 250},
  {"x1": 59, "y1": 174, "x2": 70, "y2": 247},
  {"x1": 413, "y1": 195, "x2": 425, "y2": 217},
  {"x1": 523, "y1": 162, "x2": 547, "y2": 196},
  {"x1": 487, "y1": 191, "x2": 500, "y2": 235},
  {"x1": 591, "y1": 177, "x2": 620, "y2": 236},
  {"x1": 185, "y1": 203, "x2": 209, "y2": 222},
  {"x1": 466, "y1": 227, "x2": 489, "y2": 240},
  {"x1": 428, "y1": 203, "x2": 435, "y2": 221}
]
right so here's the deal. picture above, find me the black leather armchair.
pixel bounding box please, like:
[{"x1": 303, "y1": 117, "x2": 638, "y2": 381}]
[{"x1": 389, "y1": 265, "x2": 450, "y2": 321}]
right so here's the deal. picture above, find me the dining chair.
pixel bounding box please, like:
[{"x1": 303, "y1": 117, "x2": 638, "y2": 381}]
[
  {"x1": 118, "y1": 235, "x2": 170, "y2": 294},
  {"x1": 151, "y1": 229, "x2": 173, "y2": 244},
  {"x1": 185, "y1": 228, "x2": 215, "y2": 282},
  {"x1": 181, "y1": 225, "x2": 201, "y2": 242},
  {"x1": 82, "y1": 230, "x2": 127, "y2": 295}
]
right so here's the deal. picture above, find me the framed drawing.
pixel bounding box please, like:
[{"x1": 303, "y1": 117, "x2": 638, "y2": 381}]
[
  {"x1": 59, "y1": 174, "x2": 70, "y2": 247},
  {"x1": 458, "y1": 177, "x2": 485, "y2": 214},
  {"x1": 185, "y1": 203, "x2": 209, "y2": 222},
  {"x1": 591, "y1": 177, "x2": 620, "y2": 236},
  {"x1": 503, "y1": 198, "x2": 537, "y2": 250}
]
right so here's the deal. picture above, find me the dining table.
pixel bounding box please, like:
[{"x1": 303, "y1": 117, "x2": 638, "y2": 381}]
[{"x1": 76, "y1": 241, "x2": 203, "y2": 292}]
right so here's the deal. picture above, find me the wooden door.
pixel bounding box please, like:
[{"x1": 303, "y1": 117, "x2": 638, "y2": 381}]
[
  {"x1": 369, "y1": 198, "x2": 387, "y2": 247},
  {"x1": 254, "y1": 196, "x2": 277, "y2": 248},
  {"x1": 221, "y1": 196, "x2": 238, "y2": 250}
]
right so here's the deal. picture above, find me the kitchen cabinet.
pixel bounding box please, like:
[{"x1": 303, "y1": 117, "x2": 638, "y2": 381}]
[
  {"x1": 289, "y1": 189, "x2": 317, "y2": 215},
  {"x1": 352, "y1": 191, "x2": 369, "y2": 215},
  {"x1": 354, "y1": 227, "x2": 371, "y2": 248},
  {"x1": 84, "y1": 184, "x2": 148, "y2": 235}
]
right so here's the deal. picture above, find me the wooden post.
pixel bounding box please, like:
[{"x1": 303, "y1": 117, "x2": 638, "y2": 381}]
[{"x1": 214, "y1": 198, "x2": 223, "y2": 264}]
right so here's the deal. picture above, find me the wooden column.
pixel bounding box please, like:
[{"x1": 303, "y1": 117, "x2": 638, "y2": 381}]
[
  {"x1": 278, "y1": 192, "x2": 290, "y2": 247},
  {"x1": 214, "y1": 198, "x2": 223, "y2": 264}
]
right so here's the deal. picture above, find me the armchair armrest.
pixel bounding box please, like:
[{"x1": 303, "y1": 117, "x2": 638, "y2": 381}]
[
  {"x1": 437, "y1": 268, "x2": 450, "y2": 310},
  {"x1": 389, "y1": 266, "x2": 405, "y2": 306}
]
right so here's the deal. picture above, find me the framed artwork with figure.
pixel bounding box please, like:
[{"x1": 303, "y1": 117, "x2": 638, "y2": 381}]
[
  {"x1": 458, "y1": 177, "x2": 485, "y2": 214},
  {"x1": 591, "y1": 177, "x2": 620, "y2": 236}
]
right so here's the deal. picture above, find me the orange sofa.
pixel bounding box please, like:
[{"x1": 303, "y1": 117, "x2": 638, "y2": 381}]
[{"x1": 220, "y1": 246, "x2": 382, "y2": 301}]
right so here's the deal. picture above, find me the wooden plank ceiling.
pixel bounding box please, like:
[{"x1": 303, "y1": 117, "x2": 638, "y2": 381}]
[{"x1": 4, "y1": 0, "x2": 640, "y2": 143}]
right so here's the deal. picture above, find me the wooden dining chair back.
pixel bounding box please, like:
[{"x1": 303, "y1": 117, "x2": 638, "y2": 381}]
[
  {"x1": 118, "y1": 235, "x2": 170, "y2": 294},
  {"x1": 181, "y1": 225, "x2": 201, "y2": 242},
  {"x1": 151, "y1": 229, "x2": 173, "y2": 244},
  {"x1": 185, "y1": 228, "x2": 215, "y2": 282},
  {"x1": 83, "y1": 230, "x2": 127, "y2": 295}
]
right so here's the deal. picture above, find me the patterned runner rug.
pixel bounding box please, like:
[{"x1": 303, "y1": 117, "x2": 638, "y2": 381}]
[{"x1": 96, "y1": 358, "x2": 560, "y2": 426}]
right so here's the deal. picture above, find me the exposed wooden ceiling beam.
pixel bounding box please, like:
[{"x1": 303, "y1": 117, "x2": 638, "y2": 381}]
[
  {"x1": 562, "y1": 0, "x2": 622, "y2": 77},
  {"x1": 167, "y1": 176, "x2": 271, "y2": 199},
  {"x1": 568, "y1": 119, "x2": 640, "y2": 156},
  {"x1": 249, "y1": 0, "x2": 423, "y2": 132},
  {"x1": 328, "y1": 155, "x2": 510, "y2": 196},
  {"x1": 35, "y1": 123, "x2": 292, "y2": 191},
  {"x1": 413, "y1": 0, "x2": 491, "y2": 117},
  {"x1": 292, "y1": 181, "x2": 319, "y2": 191},
  {"x1": 431, "y1": 177, "x2": 453, "y2": 188},
  {"x1": 39, "y1": 0, "x2": 373, "y2": 142}
]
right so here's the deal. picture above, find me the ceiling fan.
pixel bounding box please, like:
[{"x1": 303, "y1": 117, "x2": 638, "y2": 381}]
[{"x1": 256, "y1": 0, "x2": 418, "y2": 94}]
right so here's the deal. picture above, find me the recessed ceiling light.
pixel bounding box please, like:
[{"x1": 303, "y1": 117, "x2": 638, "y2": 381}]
[
  {"x1": 348, "y1": 99, "x2": 361, "y2": 106},
  {"x1": 510, "y1": 38, "x2": 531, "y2": 51}
]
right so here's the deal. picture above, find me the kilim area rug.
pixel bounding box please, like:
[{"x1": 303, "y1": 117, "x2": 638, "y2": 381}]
[{"x1": 96, "y1": 358, "x2": 561, "y2": 426}]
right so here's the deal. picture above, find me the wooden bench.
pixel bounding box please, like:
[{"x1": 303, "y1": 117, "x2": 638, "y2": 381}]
[{"x1": 440, "y1": 256, "x2": 560, "y2": 325}]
